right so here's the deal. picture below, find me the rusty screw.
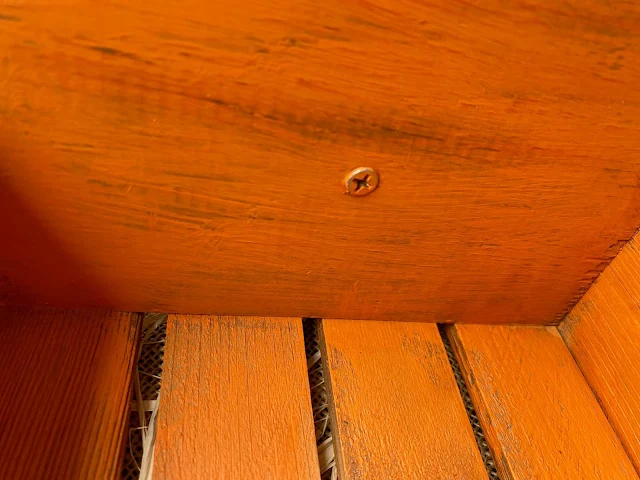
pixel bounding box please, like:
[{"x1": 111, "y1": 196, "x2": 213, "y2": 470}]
[{"x1": 344, "y1": 167, "x2": 379, "y2": 196}]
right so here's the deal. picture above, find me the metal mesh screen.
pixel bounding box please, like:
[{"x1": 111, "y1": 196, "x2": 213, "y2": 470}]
[
  {"x1": 438, "y1": 325, "x2": 500, "y2": 479},
  {"x1": 303, "y1": 318, "x2": 338, "y2": 480},
  {"x1": 121, "y1": 314, "x2": 167, "y2": 480}
]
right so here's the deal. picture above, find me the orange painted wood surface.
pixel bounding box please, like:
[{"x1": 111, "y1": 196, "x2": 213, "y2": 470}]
[
  {"x1": 2, "y1": 1, "x2": 640, "y2": 322},
  {"x1": 154, "y1": 315, "x2": 320, "y2": 480},
  {"x1": 448, "y1": 324, "x2": 638, "y2": 480},
  {"x1": 0, "y1": 307, "x2": 140, "y2": 479},
  {"x1": 560, "y1": 236, "x2": 640, "y2": 472},
  {"x1": 320, "y1": 319, "x2": 487, "y2": 479}
]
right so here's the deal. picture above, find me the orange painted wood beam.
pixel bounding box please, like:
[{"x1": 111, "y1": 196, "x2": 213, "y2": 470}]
[{"x1": 2, "y1": 1, "x2": 640, "y2": 322}]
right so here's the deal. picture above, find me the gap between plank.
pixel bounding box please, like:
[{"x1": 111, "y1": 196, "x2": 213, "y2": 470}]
[
  {"x1": 438, "y1": 325, "x2": 500, "y2": 480},
  {"x1": 302, "y1": 318, "x2": 338, "y2": 480},
  {"x1": 121, "y1": 313, "x2": 167, "y2": 480}
]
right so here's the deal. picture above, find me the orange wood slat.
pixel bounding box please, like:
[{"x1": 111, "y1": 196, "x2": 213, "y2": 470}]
[
  {"x1": 2, "y1": 1, "x2": 640, "y2": 322},
  {"x1": 153, "y1": 315, "x2": 320, "y2": 480},
  {"x1": 0, "y1": 307, "x2": 141, "y2": 479},
  {"x1": 448, "y1": 325, "x2": 638, "y2": 480},
  {"x1": 320, "y1": 319, "x2": 487, "y2": 479},
  {"x1": 560, "y1": 236, "x2": 640, "y2": 472}
]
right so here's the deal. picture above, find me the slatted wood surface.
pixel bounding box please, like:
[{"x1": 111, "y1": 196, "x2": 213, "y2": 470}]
[
  {"x1": 0, "y1": 308, "x2": 140, "y2": 480},
  {"x1": 560, "y1": 236, "x2": 640, "y2": 471},
  {"x1": 2, "y1": 310, "x2": 637, "y2": 479},
  {"x1": 448, "y1": 324, "x2": 638, "y2": 480},
  {"x1": 320, "y1": 319, "x2": 487, "y2": 479},
  {"x1": 3, "y1": 0, "x2": 640, "y2": 323},
  {"x1": 153, "y1": 315, "x2": 320, "y2": 480}
]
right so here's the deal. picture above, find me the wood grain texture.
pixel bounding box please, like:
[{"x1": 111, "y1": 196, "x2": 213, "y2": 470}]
[
  {"x1": 560, "y1": 235, "x2": 640, "y2": 473},
  {"x1": 448, "y1": 324, "x2": 638, "y2": 480},
  {"x1": 320, "y1": 319, "x2": 487, "y2": 479},
  {"x1": 153, "y1": 315, "x2": 320, "y2": 480},
  {"x1": 2, "y1": 0, "x2": 640, "y2": 322},
  {"x1": 0, "y1": 307, "x2": 141, "y2": 480}
]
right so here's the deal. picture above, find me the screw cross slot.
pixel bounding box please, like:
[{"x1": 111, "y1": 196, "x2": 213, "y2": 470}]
[{"x1": 345, "y1": 167, "x2": 379, "y2": 196}]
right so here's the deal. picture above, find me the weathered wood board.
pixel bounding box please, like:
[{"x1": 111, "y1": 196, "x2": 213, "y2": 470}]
[
  {"x1": 154, "y1": 315, "x2": 320, "y2": 479},
  {"x1": 449, "y1": 324, "x2": 638, "y2": 479},
  {"x1": 560, "y1": 235, "x2": 640, "y2": 472},
  {"x1": 321, "y1": 319, "x2": 487, "y2": 479},
  {"x1": 0, "y1": 308, "x2": 140, "y2": 479}
]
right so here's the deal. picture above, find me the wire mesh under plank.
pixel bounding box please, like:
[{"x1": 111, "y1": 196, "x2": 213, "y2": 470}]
[
  {"x1": 438, "y1": 325, "x2": 500, "y2": 479},
  {"x1": 122, "y1": 313, "x2": 167, "y2": 480},
  {"x1": 303, "y1": 318, "x2": 337, "y2": 480}
]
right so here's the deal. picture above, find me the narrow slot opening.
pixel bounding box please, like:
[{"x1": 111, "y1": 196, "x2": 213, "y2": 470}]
[
  {"x1": 121, "y1": 313, "x2": 168, "y2": 480},
  {"x1": 302, "y1": 318, "x2": 339, "y2": 480},
  {"x1": 438, "y1": 325, "x2": 500, "y2": 480}
]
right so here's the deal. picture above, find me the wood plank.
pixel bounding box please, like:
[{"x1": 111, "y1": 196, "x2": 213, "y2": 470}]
[
  {"x1": 448, "y1": 324, "x2": 638, "y2": 480},
  {"x1": 560, "y1": 236, "x2": 640, "y2": 472},
  {"x1": 2, "y1": 0, "x2": 640, "y2": 322},
  {"x1": 153, "y1": 315, "x2": 320, "y2": 480},
  {"x1": 0, "y1": 307, "x2": 140, "y2": 479},
  {"x1": 320, "y1": 319, "x2": 487, "y2": 479}
]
